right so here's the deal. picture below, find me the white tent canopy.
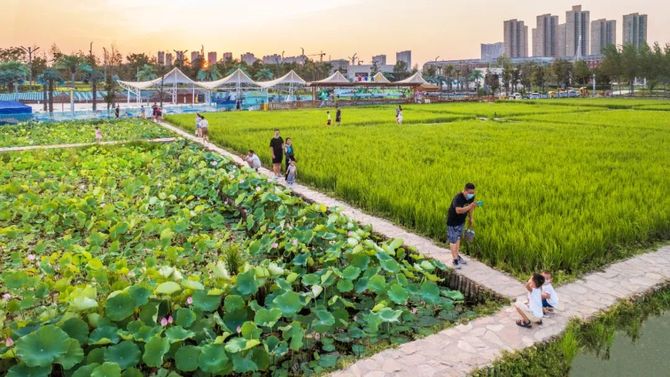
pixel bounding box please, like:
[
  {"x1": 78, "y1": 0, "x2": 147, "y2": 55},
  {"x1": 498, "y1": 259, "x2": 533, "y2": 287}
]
[
  {"x1": 198, "y1": 68, "x2": 259, "y2": 90},
  {"x1": 118, "y1": 67, "x2": 203, "y2": 90},
  {"x1": 258, "y1": 70, "x2": 307, "y2": 89},
  {"x1": 393, "y1": 71, "x2": 428, "y2": 85},
  {"x1": 310, "y1": 71, "x2": 351, "y2": 85},
  {"x1": 372, "y1": 72, "x2": 391, "y2": 83}
]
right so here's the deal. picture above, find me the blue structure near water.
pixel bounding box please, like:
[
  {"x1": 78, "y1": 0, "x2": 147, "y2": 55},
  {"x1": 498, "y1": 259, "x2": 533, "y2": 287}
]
[{"x1": 0, "y1": 101, "x2": 32, "y2": 125}]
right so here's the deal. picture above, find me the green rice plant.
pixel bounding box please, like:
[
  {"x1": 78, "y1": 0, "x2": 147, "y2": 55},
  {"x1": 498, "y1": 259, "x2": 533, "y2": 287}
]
[{"x1": 168, "y1": 100, "x2": 670, "y2": 279}]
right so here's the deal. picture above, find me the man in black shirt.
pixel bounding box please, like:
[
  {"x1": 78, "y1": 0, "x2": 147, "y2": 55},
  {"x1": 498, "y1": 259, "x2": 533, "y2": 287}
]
[
  {"x1": 335, "y1": 106, "x2": 342, "y2": 126},
  {"x1": 269, "y1": 129, "x2": 284, "y2": 179},
  {"x1": 446, "y1": 182, "x2": 478, "y2": 269}
]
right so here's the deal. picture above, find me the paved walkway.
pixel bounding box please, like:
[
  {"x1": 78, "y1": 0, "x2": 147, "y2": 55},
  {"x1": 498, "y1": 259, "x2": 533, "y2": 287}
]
[
  {"x1": 0, "y1": 137, "x2": 177, "y2": 153},
  {"x1": 157, "y1": 121, "x2": 525, "y2": 299}
]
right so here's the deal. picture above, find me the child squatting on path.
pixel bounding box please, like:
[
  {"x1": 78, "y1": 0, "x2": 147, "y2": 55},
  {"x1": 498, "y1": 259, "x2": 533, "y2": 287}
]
[
  {"x1": 515, "y1": 273, "x2": 545, "y2": 328},
  {"x1": 541, "y1": 271, "x2": 559, "y2": 314}
]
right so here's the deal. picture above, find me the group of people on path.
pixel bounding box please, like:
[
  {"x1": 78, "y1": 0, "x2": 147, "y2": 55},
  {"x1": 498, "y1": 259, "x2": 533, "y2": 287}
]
[
  {"x1": 445, "y1": 182, "x2": 559, "y2": 329},
  {"x1": 244, "y1": 129, "x2": 297, "y2": 185},
  {"x1": 194, "y1": 113, "x2": 209, "y2": 143}
]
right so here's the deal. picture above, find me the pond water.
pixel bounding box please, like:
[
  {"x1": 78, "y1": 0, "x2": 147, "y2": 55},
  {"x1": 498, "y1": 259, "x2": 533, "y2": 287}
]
[{"x1": 570, "y1": 310, "x2": 670, "y2": 377}]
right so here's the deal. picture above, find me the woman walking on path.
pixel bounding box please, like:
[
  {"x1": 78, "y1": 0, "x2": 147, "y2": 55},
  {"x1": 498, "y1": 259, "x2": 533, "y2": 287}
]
[
  {"x1": 284, "y1": 138, "x2": 296, "y2": 175},
  {"x1": 198, "y1": 115, "x2": 209, "y2": 143},
  {"x1": 195, "y1": 113, "x2": 202, "y2": 137}
]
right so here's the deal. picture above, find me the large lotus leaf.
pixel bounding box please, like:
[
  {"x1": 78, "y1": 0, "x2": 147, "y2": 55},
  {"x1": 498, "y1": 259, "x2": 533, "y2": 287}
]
[
  {"x1": 240, "y1": 321, "x2": 262, "y2": 340},
  {"x1": 175, "y1": 345, "x2": 201, "y2": 372},
  {"x1": 378, "y1": 257, "x2": 401, "y2": 273},
  {"x1": 86, "y1": 348, "x2": 105, "y2": 364},
  {"x1": 198, "y1": 344, "x2": 231, "y2": 374},
  {"x1": 341, "y1": 266, "x2": 361, "y2": 280},
  {"x1": 192, "y1": 290, "x2": 221, "y2": 312},
  {"x1": 311, "y1": 309, "x2": 336, "y2": 332},
  {"x1": 154, "y1": 281, "x2": 181, "y2": 295},
  {"x1": 105, "y1": 292, "x2": 136, "y2": 321},
  {"x1": 301, "y1": 273, "x2": 320, "y2": 286},
  {"x1": 224, "y1": 295, "x2": 245, "y2": 312},
  {"x1": 336, "y1": 279, "x2": 353, "y2": 293},
  {"x1": 281, "y1": 322, "x2": 304, "y2": 351},
  {"x1": 377, "y1": 308, "x2": 403, "y2": 323},
  {"x1": 350, "y1": 254, "x2": 370, "y2": 270},
  {"x1": 181, "y1": 280, "x2": 204, "y2": 291},
  {"x1": 273, "y1": 291, "x2": 303, "y2": 316},
  {"x1": 104, "y1": 341, "x2": 141, "y2": 369},
  {"x1": 234, "y1": 269, "x2": 259, "y2": 296},
  {"x1": 139, "y1": 302, "x2": 159, "y2": 325},
  {"x1": 72, "y1": 363, "x2": 99, "y2": 377},
  {"x1": 366, "y1": 274, "x2": 386, "y2": 293},
  {"x1": 91, "y1": 362, "x2": 121, "y2": 377},
  {"x1": 174, "y1": 308, "x2": 196, "y2": 328},
  {"x1": 254, "y1": 307, "x2": 282, "y2": 328},
  {"x1": 88, "y1": 325, "x2": 120, "y2": 345},
  {"x1": 365, "y1": 313, "x2": 382, "y2": 333},
  {"x1": 6, "y1": 364, "x2": 51, "y2": 377},
  {"x1": 318, "y1": 354, "x2": 339, "y2": 368},
  {"x1": 70, "y1": 296, "x2": 98, "y2": 312},
  {"x1": 15, "y1": 325, "x2": 71, "y2": 367},
  {"x1": 443, "y1": 289, "x2": 465, "y2": 301},
  {"x1": 165, "y1": 326, "x2": 195, "y2": 343},
  {"x1": 248, "y1": 347, "x2": 271, "y2": 370},
  {"x1": 142, "y1": 335, "x2": 170, "y2": 367},
  {"x1": 420, "y1": 281, "x2": 441, "y2": 304},
  {"x1": 231, "y1": 353, "x2": 258, "y2": 373},
  {"x1": 224, "y1": 337, "x2": 260, "y2": 353},
  {"x1": 387, "y1": 283, "x2": 409, "y2": 305},
  {"x1": 60, "y1": 317, "x2": 89, "y2": 345},
  {"x1": 127, "y1": 286, "x2": 151, "y2": 306},
  {"x1": 55, "y1": 338, "x2": 84, "y2": 370}
]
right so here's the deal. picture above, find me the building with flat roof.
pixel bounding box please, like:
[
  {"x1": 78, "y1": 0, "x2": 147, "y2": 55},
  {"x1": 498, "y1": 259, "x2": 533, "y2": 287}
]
[
  {"x1": 190, "y1": 51, "x2": 201, "y2": 65},
  {"x1": 157, "y1": 51, "x2": 165, "y2": 66},
  {"x1": 623, "y1": 13, "x2": 647, "y2": 49},
  {"x1": 262, "y1": 54, "x2": 282, "y2": 65},
  {"x1": 347, "y1": 64, "x2": 395, "y2": 81},
  {"x1": 565, "y1": 5, "x2": 590, "y2": 57},
  {"x1": 591, "y1": 19, "x2": 616, "y2": 55},
  {"x1": 396, "y1": 50, "x2": 412, "y2": 69},
  {"x1": 481, "y1": 42, "x2": 504, "y2": 62},
  {"x1": 532, "y1": 14, "x2": 559, "y2": 57},
  {"x1": 207, "y1": 52, "x2": 217, "y2": 65},
  {"x1": 222, "y1": 52, "x2": 233, "y2": 62},
  {"x1": 241, "y1": 52, "x2": 258, "y2": 65},
  {"x1": 165, "y1": 53, "x2": 173, "y2": 66},
  {"x1": 328, "y1": 59, "x2": 349, "y2": 73},
  {"x1": 504, "y1": 19, "x2": 528, "y2": 58},
  {"x1": 372, "y1": 54, "x2": 387, "y2": 66}
]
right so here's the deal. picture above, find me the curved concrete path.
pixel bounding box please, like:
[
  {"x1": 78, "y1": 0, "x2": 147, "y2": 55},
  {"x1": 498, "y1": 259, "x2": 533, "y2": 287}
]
[{"x1": 0, "y1": 137, "x2": 177, "y2": 153}]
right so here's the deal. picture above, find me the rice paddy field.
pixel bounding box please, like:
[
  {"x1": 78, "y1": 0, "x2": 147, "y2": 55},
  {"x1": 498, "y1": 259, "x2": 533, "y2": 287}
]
[{"x1": 168, "y1": 99, "x2": 670, "y2": 279}]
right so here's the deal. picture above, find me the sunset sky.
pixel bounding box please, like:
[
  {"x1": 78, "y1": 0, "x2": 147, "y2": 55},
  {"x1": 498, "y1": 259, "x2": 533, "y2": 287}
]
[{"x1": 1, "y1": 0, "x2": 668, "y2": 66}]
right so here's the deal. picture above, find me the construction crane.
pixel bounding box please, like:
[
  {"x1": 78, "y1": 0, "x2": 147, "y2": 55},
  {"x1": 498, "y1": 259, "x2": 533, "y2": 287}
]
[{"x1": 307, "y1": 51, "x2": 327, "y2": 62}]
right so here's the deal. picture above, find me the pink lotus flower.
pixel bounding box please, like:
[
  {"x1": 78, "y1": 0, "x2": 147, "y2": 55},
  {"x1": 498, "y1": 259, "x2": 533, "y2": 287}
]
[
  {"x1": 292, "y1": 239, "x2": 298, "y2": 246},
  {"x1": 186, "y1": 296, "x2": 193, "y2": 305},
  {"x1": 236, "y1": 325, "x2": 241, "y2": 334},
  {"x1": 167, "y1": 315, "x2": 173, "y2": 324},
  {"x1": 2, "y1": 293, "x2": 10, "y2": 300},
  {"x1": 271, "y1": 243, "x2": 278, "y2": 249},
  {"x1": 160, "y1": 317, "x2": 169, "y2": 327},
  {"x1": 27, "y1": 254, "x2": 35, "y2": 261},
  {"x1": 210, "y1": 161, "x2": 217, "y2": 166},
  {"x1": 5, "y1": 338, "x2": 14, "y2": 347}
]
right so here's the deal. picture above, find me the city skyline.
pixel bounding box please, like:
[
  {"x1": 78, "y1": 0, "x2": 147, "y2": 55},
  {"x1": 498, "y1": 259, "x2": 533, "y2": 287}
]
[{"x1": 1, "y1": 0, "x2": 668, "y2": 66}]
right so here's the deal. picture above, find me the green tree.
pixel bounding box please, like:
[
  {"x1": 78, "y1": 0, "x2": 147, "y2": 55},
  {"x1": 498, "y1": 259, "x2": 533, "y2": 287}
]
[
  {"x1": 80, "y1": 63, "x2": 104, "y2": 111},
  {"x1": 573, "y1": 60, "x2": 592, "y2": 86},
  {"x1": 393, "y1": 61, "x2": 410, "y2": 80},
  {"x1": 0, "y1": 61, "x2": 29, "y2": 92},
  {"x1": 253, "y1": 68, "x2": 273, "y2": 81},
  {"x1": 600, "y1": 45, "x2": 623, "y2": 93},
  {"x1": 0, "y1": 47, "x2": 25, "y2": 63},
  {"x1": 620, "y1": 44, "x2": 640, "y2": 95},
  {"x1": 55, "y1": 54, "x2": 84, "y2": 112},
  {"x1": 136, "y1": 64, "x2": 158, "y2": 81},
  {"x1": 552, "y1": 59, "x2": 572, "y2": 89},
  {"x1": 531, "y1": 64, "x2": 548, "y2": 93},
  {"x1": 497, "y1": 56, "x2": 513, "y2": 95},
  {"x1": 37, "y1": 68, "x2": 62, "y2": 113},
  {"x1": 468, "y1": 70, "x2": 484, "y2": 93}
]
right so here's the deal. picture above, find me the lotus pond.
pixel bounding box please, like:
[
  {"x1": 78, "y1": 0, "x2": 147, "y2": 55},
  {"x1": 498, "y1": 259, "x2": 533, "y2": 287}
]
[
  {"x1": 0, "y1": 119, "x2": 172, "y2": 148},
  {"x1": 0, "y1": 139, "x2": 492, "y2": 376}
]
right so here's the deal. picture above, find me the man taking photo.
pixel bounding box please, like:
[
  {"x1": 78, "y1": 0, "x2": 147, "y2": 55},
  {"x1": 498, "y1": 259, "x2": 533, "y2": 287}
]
[{"x1": 446, "y1": 182, "x2": 478, "y2": 269}]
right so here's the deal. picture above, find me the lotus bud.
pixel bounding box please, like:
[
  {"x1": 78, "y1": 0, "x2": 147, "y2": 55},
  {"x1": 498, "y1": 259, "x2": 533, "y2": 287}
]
[
  {"x1": 187, "y1": 296, "x2": 193, "y2": 305},
  {"x1": 167, "y1": 315, "x2": 173, "y2": 324},
  {"x1": 160, "y1": 317, "x2": 169, "y2": 326},
  {"x1": 271, "y1": 243, "x2": 279, "y2": 249},
  {"x1": 2, "y1": 293, "x2": 10, "y2": 300},
  {"x1": 27, "y1": 254, "x2": 36, "y2": 261},
  {"x1": 236, "y1": 325, "x2": 241, "y2": 334},
  {"x1": 5, "y1": 338, "x2": 14, "y2": 347}
]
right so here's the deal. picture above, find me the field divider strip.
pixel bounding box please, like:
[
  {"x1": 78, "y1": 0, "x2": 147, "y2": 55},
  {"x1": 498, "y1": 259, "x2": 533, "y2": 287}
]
[
  {"x1": 157, "y1": 120, "x2": 525, "y2": 300},
  {"x1": 0, "y1": 137, "x2": 178, "y2": 153}
]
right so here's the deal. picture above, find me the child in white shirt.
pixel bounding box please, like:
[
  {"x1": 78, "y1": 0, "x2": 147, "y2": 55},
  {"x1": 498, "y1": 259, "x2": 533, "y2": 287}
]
[
  {"x1": 286, "y1": 160, "x2": 297, "y2": 185},
  {"x1": 541, "y1": 271, "x2": 559, "y2": 313},
  {"x1": 515, "y1": 273, "x2": 545, "y2": 328},
  {"x1": 245, "y1": 150, "x2": 262, "y2": 171}
]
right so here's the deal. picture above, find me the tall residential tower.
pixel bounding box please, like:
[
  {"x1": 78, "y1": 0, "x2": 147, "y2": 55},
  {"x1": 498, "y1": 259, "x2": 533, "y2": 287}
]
[
  {"x1": 623, "y1": 13, "x2": 648, "y2": 49},
  {"x1": 591, "y1": 19, "x2": 616, "y2": 55},
  {"x1": 504, "y1": 19, "x2": 528, "y2": 58},
  {"x1": 532, "y1": 14, "x2": 559, "y2": 57},
  {"x1": 565, "y1": 5, "x2": 590, "y2": 57}
]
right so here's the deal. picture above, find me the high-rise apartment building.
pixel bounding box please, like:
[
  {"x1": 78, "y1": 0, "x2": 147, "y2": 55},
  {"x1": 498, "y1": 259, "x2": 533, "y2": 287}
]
[
  {"x1": 532, "y1": 14, "x2": 559, "y2": 57},
  {"x1": 165, "y1": 53, "x2": 174, "y2": 66},
  {"x1": 222, "y1": 52, "x2": 233, "y2": 62},
  {"x1": 591, "y1": 19, "x2": 616, "y2": 55},
  {"x1": 157, "y1": 51, "x2": 165, "y2": 66},
  {"x1": 372, "y1": 54, "x2": 387, "y2": 66},
  {"x1": 190, "y1": 51, "x2": 200, "y2": 65},
  {"x1": 504, "y1": 19, "x2": 528, "y2": 58},
  {"x1": 623, "y1": 13, "x2": 648, "y2": 49},
  {"x1": 565, "y1": 5, "x2": 590, "y2": 57},
  {"x1": 480, "y1": 42, "x2": 504, "y2": 62},
  {"x1": 207, "y1": 52, "x2": 217, "y2": 65},
  {"x1": 396, "y1": 50, "x2": 412, "y2": 69},
  {"x1": 241, "y1": 52, "x2": 258, "y2": 65}
]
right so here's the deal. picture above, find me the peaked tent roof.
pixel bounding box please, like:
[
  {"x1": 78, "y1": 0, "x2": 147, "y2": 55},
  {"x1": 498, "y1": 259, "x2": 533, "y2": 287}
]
[
  {"x1": 118, "y1": 67, "x2": 203, "y2": 90},
  {"x1": 372, "y1": 72, "x2": 391, "y2": 83},
  {"x1": 198, "y1": 68, "x2": 259, "y2": 90},
  {"x1": 310, "y1": 71, "x2": 351, "y2": 86},
  {"x1": 393, "y1": 71, "x2": 428, "y2": 85},
  {"x1": 258, "y1": 70, "x2": 307, "y2": 88}
]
